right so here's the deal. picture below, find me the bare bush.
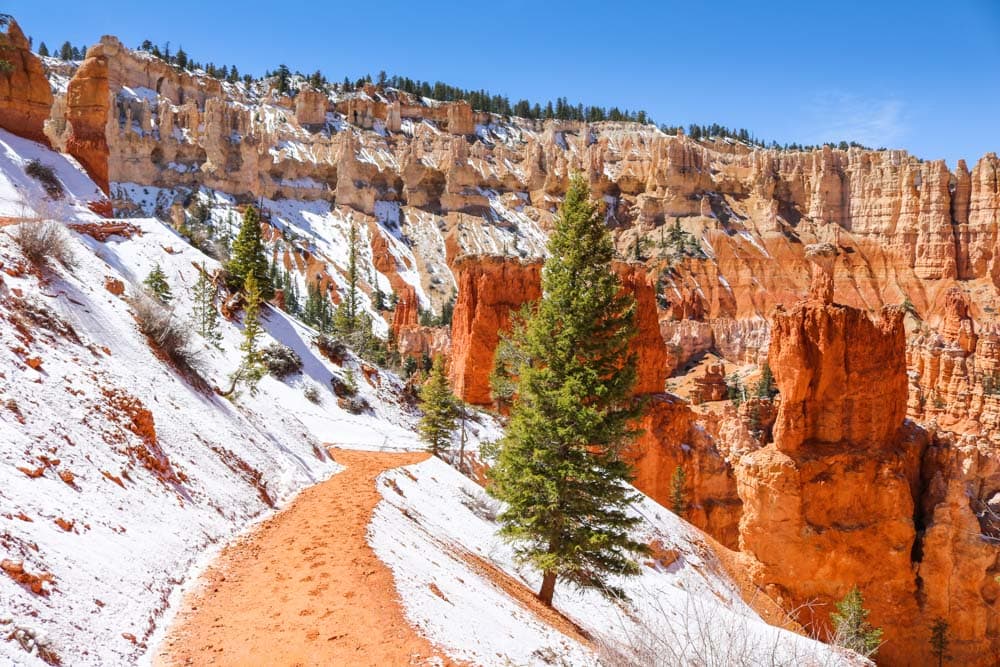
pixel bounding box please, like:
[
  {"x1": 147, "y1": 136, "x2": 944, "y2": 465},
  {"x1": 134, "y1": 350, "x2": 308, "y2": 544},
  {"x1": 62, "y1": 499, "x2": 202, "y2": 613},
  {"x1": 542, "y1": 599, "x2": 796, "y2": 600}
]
[
  {"x1": 302, "y1": 381, "x2": 321, "y2": 404},
  {"x1": 129, "y1": 291, "x2": 202, "y2": 377},
  {"x1": 458, "y1": 487, "x2": 500, "y2": 522},
  {"x1": 262, "y1": 343, "x2": 303, "y2": 378},
  {"x1": 25, "y1": 160, "x2": 64, "y2": 199},
  {"x1": 9, "y1": 221, "x2": 75, "y2": 269},
  {"x1": 596, "y1": 587, "x2": 868, "y2": 667},
  {"x1": 337, "y1": 395, "x2": 369, "y2": 414}
]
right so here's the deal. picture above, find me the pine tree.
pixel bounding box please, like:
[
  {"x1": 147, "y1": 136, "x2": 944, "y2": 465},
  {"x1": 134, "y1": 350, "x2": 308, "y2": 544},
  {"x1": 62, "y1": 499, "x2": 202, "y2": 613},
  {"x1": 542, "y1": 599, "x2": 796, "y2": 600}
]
[
  {"x1": 58, "y1": 41, "x2": 72, "y2": 61},
  {"x1": 929, "y1": 618, "x2": 950, "y2": 666},
  {"x1": 37, "y1": 42, "x2": 49, "y2": 57},
  {"x1": 418, "y1": 356, "x2": 457, "y2": 457},
  {"x1": 332, "y1": 222, "x2": 360, "y2": 337},
  {"x1": 670, "y1": 466, "x2": 687, "y2": 516},
  {"x1": 276, "y1": 64, "x2": 291, "y2": 94},
  {"x1": 832, "y1": 586, "x2": 883, "y2": 657},
  {"x1": 486, "y1": 174, "x2": 647, "y2": 606},
  {"x1": 232, "y1": 272, "x2": 267, "y2": 395},
  {"x1": 143, "y1": 264, "x2": 173, "y2": 303},
  {"x1": 755, "y1": 363, "x2": 777, "y2": 399},
  {"x1": 190, "y1": 263, "x2": 221, "y2": 343},
  {"x1": 227, "y1": 206, "x2": 273, "y2": 299}
]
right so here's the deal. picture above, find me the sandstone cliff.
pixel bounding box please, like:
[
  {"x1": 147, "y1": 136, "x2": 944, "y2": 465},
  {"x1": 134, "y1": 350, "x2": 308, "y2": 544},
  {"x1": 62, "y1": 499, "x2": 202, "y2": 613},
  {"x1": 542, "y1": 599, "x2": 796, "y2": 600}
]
[
  {"x1": 0, "y1": 19, "x2": 53, "y2": 145},
  {"x1": 447, "y1": 256, "x2": 666, "y2": 405}
]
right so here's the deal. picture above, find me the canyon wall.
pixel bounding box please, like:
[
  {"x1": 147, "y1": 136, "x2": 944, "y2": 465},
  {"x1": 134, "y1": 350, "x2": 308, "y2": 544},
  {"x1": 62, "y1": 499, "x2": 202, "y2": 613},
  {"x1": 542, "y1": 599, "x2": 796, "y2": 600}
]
[
  {"x1": 447, "y1": 257, "x2": 666, "y2": 405},
  {"x1": 0, "y1": 19, "x2": 53, "y2": 145}
]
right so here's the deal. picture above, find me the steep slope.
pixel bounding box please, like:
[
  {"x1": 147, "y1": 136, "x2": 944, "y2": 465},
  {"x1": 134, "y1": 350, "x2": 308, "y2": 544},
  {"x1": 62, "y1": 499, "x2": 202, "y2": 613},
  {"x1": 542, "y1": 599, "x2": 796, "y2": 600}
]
[
  {"x1": 0, "y1": 129, "x2": 419, "y2": 666},
  {"x1": 370, "y1": 456, "x2": 861, "y2": 666}
]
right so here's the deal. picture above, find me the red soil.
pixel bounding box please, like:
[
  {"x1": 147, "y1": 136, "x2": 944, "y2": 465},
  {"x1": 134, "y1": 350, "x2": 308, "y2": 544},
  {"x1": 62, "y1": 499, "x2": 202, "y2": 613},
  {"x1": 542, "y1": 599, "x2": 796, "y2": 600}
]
[{"x1": 154, "y1": 449, "x2": 460, "y2": 667}]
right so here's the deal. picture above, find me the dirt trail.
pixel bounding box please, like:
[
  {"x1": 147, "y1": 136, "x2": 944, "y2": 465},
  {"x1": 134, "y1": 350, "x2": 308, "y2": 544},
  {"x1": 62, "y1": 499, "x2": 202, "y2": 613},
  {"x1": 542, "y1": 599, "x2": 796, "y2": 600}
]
[{"x1": 154, "y1": 448, "x2": 458, "y2": 667}]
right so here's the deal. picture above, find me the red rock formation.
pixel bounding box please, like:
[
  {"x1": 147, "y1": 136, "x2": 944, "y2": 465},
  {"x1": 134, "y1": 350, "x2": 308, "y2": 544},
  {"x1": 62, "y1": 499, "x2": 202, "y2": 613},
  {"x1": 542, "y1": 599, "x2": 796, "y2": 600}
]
[
  {"x1": 690, "y1": 362, "x2": 727, "y2": 404},
  {"x1": 0, "y1": 19, "x2": 53, "y2": 144},
  {"x1": 391, "y1": 283, "x2": 420, "y2": 338},
  {"x1": 917, "y1": 438, "x2": 1000, "y2": 665},
  {"x1": 449, "y1": 256, "x2": 541, "y2": 405},
  {"x1": 615, "y1": 262, "x2": 669, "y2": 394},
  {"x1": 62, "y1": 43, "x2": 111, "y2": 192},
  {"x1": 736, "y1": 295, "x2": 932, "y2": 664},
  {"x1": 627, "y1": 395, "x2": 742, "y2": 548},
  {"x1": 770, "y1": 302, "x2": 908, "y2": 454},
  {"x1": 448, "y1": 256, "x2": 667, "y2": 404},
  {"x1": 939, "y1": 286, "x2": 978, "y2": 354}
]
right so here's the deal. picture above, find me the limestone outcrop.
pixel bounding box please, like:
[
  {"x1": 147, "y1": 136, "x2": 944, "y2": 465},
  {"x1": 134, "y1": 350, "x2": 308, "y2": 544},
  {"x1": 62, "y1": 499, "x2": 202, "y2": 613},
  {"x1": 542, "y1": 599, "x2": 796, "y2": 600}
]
[
  {"x1": 448, "y1": 256, "x2": 541, "y2": 405},
  {"x1": 447, "y1": 257, "x2": 666, "y2": 404},
  {"x1": 627, "y1": 395, "x2": 742, "y2": 548},
  {"x1": 0, "y1": 19, "x2": 53, "y2": 144},
  {"x1": 737, "y1": 296, "x2": 924, "y2": 663}
]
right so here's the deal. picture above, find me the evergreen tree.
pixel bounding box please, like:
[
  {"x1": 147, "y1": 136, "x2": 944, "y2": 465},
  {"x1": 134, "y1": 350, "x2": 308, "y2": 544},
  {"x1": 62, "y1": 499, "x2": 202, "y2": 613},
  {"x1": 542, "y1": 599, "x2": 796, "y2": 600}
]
[
  {"x1": 439, "y1": 292, "x2": 456, "y2": 326},
  {"x1": 37, "y1": 42, "x2": 49, "y2": 57},
  {"x1": 227, "y1": 206, "x2": 273, "y2": 299},
  {"x1": 418, "y1": 356, "x2": 457, "y2": 457},
  {"x1": 58, "y1": 41, "x2": 73, "y2": 61},
  {"x1": 755, "y1": 363, "x2": 777, "y2": 399},
  {"x1": 303, "y1": 279, "x2": 333, "y2": 332},
  {"x1": 332, "y1": 222, "x2": 360, "y2": 336},
  {"x1": 670, "y1": 466, "x2": 687, "y2": 516},
  {"x1": 190, "y1": 263, "x2": 221, "y2": 343},
  {"x1": 929, "y1": 618, "x2": 950, "y2": 666},
  {"x1": 832, "y1": 587, "x2": 883, "y2": 657},
  {"x1": 276, "y1": 64, "x2": 291, "y2": 94},
  {"x1": 486, "y1": 174, "x2": 647, "y2": 606},
  {"x1": 232, "y1": 272, "x2": 267, "y2": 395},
  {"x1": 143, "y1": 264, "x2": 173, "y2": 303}
]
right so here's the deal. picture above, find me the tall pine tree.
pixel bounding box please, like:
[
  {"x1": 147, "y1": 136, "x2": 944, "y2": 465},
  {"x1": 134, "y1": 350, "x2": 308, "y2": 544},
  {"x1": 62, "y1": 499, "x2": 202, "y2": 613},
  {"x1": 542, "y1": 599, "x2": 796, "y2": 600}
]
[
  {"x1": 332, "y1": 222, "x2": 360, "y2": 336},
  {"x1": 227, "y1": 205, "x2": 273, "y2": 299},
  {"x1": 486, "y1": 174, "x2": 647, "y2": 606},
  {"x1": 418, "y1": 356, "x2": 457, "y2": 457},
  {"x1": 233, "y1": 272, "x2": 267, "y2": 395},
  {"x1": 190, "y1": 263, "x2": 221, "y2": 343}
]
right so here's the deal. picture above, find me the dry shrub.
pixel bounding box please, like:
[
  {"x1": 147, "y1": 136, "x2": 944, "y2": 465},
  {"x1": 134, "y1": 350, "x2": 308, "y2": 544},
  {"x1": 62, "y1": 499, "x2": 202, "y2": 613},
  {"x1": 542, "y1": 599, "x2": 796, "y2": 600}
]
[
  {"x1": 129, "y1": 291, "x2": 202, "y2": 377},
  {"x1": 262, "y1": 343, "x2": 303, "y2": 378},
  {"x1": 25, "y1": 160, "x2": 64, "y2": 199},
  {"x1": 302, "y1": 381, "x2": 322, "y2": 404},
  {"x1": 595, "y1": 588, "x2": 866, "y2": 667},
  {"x1": 9, "y1": 221, "x2": 75, "y2": 269}
]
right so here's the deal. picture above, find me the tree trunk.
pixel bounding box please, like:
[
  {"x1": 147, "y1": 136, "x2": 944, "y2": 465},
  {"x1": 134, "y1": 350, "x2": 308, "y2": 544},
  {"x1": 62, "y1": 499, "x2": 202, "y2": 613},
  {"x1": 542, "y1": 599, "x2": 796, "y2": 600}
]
[
  {"x1": 538, "y1": 571, "x2": 557, "y2": 606},
  {"x1": 458, "y1": 408, "x2": 467, "y2": 474}
]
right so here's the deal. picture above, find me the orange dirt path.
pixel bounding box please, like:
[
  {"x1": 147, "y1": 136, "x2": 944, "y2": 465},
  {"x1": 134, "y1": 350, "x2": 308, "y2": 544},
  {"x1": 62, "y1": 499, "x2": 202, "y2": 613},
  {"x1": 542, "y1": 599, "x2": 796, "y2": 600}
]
[{"x1": 154, "y1": 448, "x2": 459, "y2": 667}]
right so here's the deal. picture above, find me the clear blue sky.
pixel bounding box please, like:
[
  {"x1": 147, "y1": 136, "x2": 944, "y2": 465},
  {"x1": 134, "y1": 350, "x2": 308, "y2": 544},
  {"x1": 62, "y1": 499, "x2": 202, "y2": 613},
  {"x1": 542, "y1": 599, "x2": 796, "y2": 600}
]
[{"x1": 8, "y1": 0, "x2": 1000, "y2": 167}]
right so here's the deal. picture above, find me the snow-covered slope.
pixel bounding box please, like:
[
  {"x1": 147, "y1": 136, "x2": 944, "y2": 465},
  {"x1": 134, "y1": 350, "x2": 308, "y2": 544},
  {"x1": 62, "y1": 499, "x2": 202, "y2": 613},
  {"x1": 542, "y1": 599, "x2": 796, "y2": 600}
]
[
  {"x1": 0, "y1": 128, "x2": 423, "y2": 666},
  {"x1": 371, "y1": 457, "x2": 864, "y2": 667},
  {"x1": 1, "y1": 128, "x2": 857, "y2": 667}
]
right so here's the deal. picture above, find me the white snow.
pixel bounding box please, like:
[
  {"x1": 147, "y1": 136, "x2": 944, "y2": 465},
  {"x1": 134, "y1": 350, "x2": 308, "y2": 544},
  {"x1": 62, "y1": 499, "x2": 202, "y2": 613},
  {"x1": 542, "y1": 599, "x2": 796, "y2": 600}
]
[
  {"x1": 371, "y1": 458, "x2": 861, "y2": 667},
  {"x1": 739, "y1": 230, "x2": 772, "y2": 258},
  {"x1": 0, "y1": 131, "x2": 423, "y2": 666}
]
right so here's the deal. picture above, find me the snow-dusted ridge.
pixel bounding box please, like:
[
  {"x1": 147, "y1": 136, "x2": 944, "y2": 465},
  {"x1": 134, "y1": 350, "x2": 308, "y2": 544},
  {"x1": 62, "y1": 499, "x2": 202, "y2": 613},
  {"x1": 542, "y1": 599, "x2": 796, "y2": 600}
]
[
  {"x1": 0, "y1": 128, "x2": 419, "y2": 666},
  {"x1": 1, "y1": 128, "x2": 858, "y2": 666},
  {"x1": 370, "y1": 457, "x2": 864, "y2": 666}
]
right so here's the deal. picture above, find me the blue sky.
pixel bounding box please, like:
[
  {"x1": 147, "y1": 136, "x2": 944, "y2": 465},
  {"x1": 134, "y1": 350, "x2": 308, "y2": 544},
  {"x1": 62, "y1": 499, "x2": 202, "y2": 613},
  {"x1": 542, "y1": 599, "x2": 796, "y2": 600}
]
[{"x1": 8, "y1": 0, "x2": 999, "y2": 166}]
